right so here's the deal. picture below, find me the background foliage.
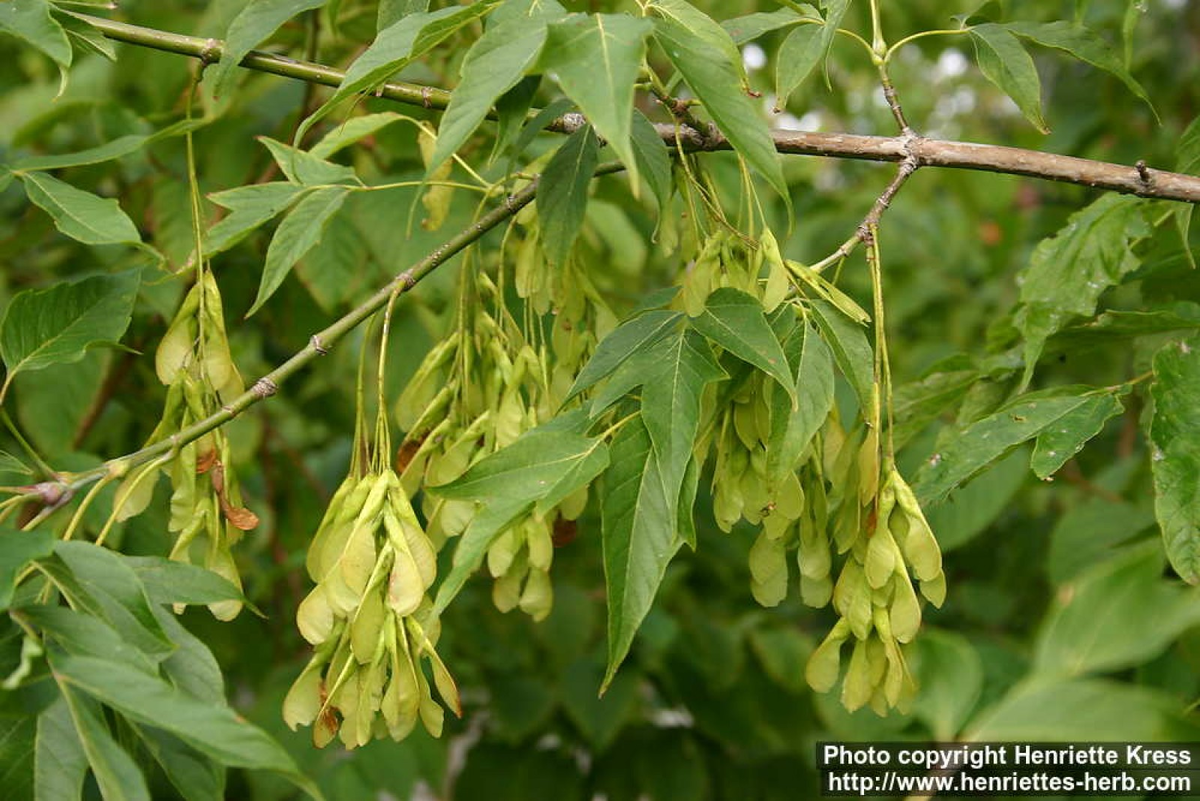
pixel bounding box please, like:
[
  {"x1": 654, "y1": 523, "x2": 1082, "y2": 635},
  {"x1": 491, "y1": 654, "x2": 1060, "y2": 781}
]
[{"x1": 1, "y1": 0, "x2": 1199, "y2": 798}]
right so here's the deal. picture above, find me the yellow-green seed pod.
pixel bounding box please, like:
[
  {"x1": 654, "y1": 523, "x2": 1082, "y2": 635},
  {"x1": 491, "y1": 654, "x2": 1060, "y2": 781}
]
[
  {"x1": 416, "y1": 673, "x2": 444, "y2": 739},
  {"x1": 891, "y1": 472, "x2": 943, "y2": 581},
  {"x1": 734, "y1": 402, "x2": 760, "y2": 451},
  {"x1": 156, "y1": 283, "x2": 201, "y2": 386},
  {"x1": 920, "y1": 572, "x2": 947, "y2": 607},
  {"x1": 889, "y1": 574, "x2": 922, "y2": 644},
  {"x1": 297, "y1": 584, "x2": 336, "y2": 645},
  {"x1": 866, "y1": 635, "x2": 888, "y2": 689},
  {"x1": 205, "y1": 540, "x2": 243, "y2": 621},
  {"x1": 762, "y1": 509, "x2": 792, "y2": 540},
  {"x1": 386, "y1": 543, "x2": 424, "y2": 618},
  {"x1": 383, "y1": 623, "x2": 420, "y2": 739},
  {"x1": 774, "y1": 472, "x2": 805, "y2": 521},
  {"x1": 526, "y1": 518, "x2": 553, "y2": 572},
  {"x1": 283, "y1": 656, "x2": 325, "y2": 730},
  {"x1": 487, "y1": 527, "x2": 520, "y2": 578},
  {"x1": 840, "y1": 638, "x2": 874, "y2": 712},
  {"x1": 438, "y1": 498, "x2": 477, "y2": 540},
  {"x1": 800, "y1": 573, "x2": 833, "y2": 608},
  {"x1": 558, "y1": 484, "x2": 588, "y2": 521},
  {"x1": 337, "y1": 522, "x2": 378, "y2": 603},
  {"x1": 493, "y1": 562, "x2": 525, "y2": 613},
  {"x1": 857, "y1": 429, "x2": 880, "y2": 508},
  {"x1": 518, "y1": 567, "x2": 553, "y2": 621},
  {"x1": 761, "y1": 231, "x2": 790, "y2": 313},
  {"x1": 864, "y1": 527, "x2": 897, "y2": 590},
  {"x1": 748, "y1": 529, "x2": 789, "y2": 607},
  {"x1": 350, "y1": 586, "x2": 387, "y2": 664},
  {"x1": 806, "y1": 619, "x2": 850, "y2": 692}
]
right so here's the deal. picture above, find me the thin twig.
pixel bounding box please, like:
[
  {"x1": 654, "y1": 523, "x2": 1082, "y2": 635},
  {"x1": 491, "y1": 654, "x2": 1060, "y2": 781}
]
[
  {"x1": 73, "y1": 13, "x2": 1200, "y2": 205},
  {"x1": 811, "y1": 156, "x2": 919, "y2": 272},
  {"x1": 62, "y1": 163, "x2": 625, "y2": 490}
]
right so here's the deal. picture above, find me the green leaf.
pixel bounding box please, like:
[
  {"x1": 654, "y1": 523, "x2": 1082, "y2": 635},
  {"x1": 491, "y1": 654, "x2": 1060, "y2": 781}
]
[
  {"x1": 204, "y1": 182, "x2": 304, "y2": 257},
  {"x1": 966, "y1": 678, "x2": 1187, "y2": 741},
  {"x1": 58, "y1": 12, "x2": 118, "y2": 62},
  {"x1": 1034, "y1": 542, "x2": 1200, "y2": 677},
  {"x1": 969, "y1": 24, "x2": 1047, "y2": 133},
  {"x1": 0, "y1": 530, "x2": 55, "y2": 612},
  {"x1": 601, "y1": 416, "x2": 678, "y2": 691},
  {"x1": 19, "y1": 172, "x2": 141, "y2": 246},
  {"x1": 489, "y1": 76, "x2": 540, "y2": 164},
  {"x1": 567, "y1": 310, "x2": 682, "y2": 402},
  {"x1": 433, "y1": 421, "x2": 607, "y2": 502},
  {"x1": 309, "y1": 112, "x2": 404, "y2": 160},
  {"x1": 431, "y1": 421, "x2": 609, "y2": 613},
  {"x1": 49, "y1": 653, "x2": 315, "y2": 789},
  {"x1": 154, "y1": 609, "x2": 225, "y2": 705},
  {"x1": 294, "y1": 214, "x2": 369, "y2": 311},
  {"x1": 378, "y1": 0, "x2": 428, "y2": 29},
  {"x1": 639, "y1": 329, "x2": 726, "y2": 529},
  {"x1": 53, "y1": 542, "x2": 173, "y2": 660},
  {"x1": 561, "y1": 656, "x2": 639, "y2": 749},
  {"x1": 19, "y1": 605, "x2": 158, "y2": 675},
  {"x1": 299, "y1": 4, "x2": 496, "y2": 142},
  {"x1": 723, "y1": 8, "x2": 804, "y2": 45},
  {"x1": 57, "y1": 684, "x2": 151, "y2": 801},
  {"x1": 677, "y1": 454, "x2": 700, "y2": 550},
  {"x1": 891, "y1": 365, "x2": 979, "y2": 449},
  {"x1": 767, "y1": 321, "x2": 834, "y2": 485},
  {"x1": 540, "y1": 14, "x2": 653, "y2": 188},
  {"x1": 0, "y1": 451, "x2": 33, "y2": 482},
  {"x1": 0, "y1": 0, "x2": 71, "y2": 67},
  {"x1": 35, "y1": 695, "x2": 87, "y2": 801},
  {"x1": 428, "y1": 15, "x2": 553, "y2": 172},
  {"x1": 256, "y1": 138, "x2": 357, "y2": 186},
  {"x1": 1014, "y1": 194, "x2": 1148, "y2": 387},
  {"x1": 774, "y1": 24, "x2": 823, "y2": 111},
  {"x1": 629, "y1": 110, "x2": 672, "y2": 215},
  {"x1": 1151, "y1": 334, "x2": 1200, "y2": 583},
  {"x1": 691, "y1": 288, "x2": 794, "y2": 397},
  {"x1": 812, "y1": 0, "x2": 850, "y2": 89},
  {"x1": 1005, "y1": 21, "x2": 1155, "y2": 117},
  {"x1": 0, "y1": 269, "x2": 140, "y2": 385},
  {"x1": 134, "y1": 726, "x2": 224, "y2": 801},
  {"x1": 910, "y1": 629, "x2": 983, "y2": 740},
  {"x1": 807, "y1": 298, "x2": 876, "y2": 419},
  {"x1": 1175, "y1": 116, "x2": 1200, "y2": 268},
  {"x1": 651, "y1": 0, "x2": 787, "y2": 204},
  {"x1": 123, "y1": 557, "x2": 246, "y2": 608},
  {"x1": 1046, "y1": 303, "x2": 1200, "y2": 353},
  {"x1": 925, "y1": 447, "x2": 1027, "y2": 552},
  {"x1": 248, "y1": 186, "x2": 350, "y2": 316},
  {"x1": 9, "y1": 120, "x2": 201, "y2": 171},
  {"x1": 208, "y1": 0, "x2": 328, "y2": 100},
  {"x1": 1047, "y1": 499, "x2": 1154, "y2": 585},
  {"x1": 536, "y1": 126, "x2": 599, "y2": 267},
  {"x1": 432, "y1": 498, "x2": 530, "y2": 616},
  {"x1": 914, "y1": 387, "x2": 1121, "y2": 505},
  {"x1": 1029, "y1": 391, "x2": 1124, "y2": 478},
  {"x1": 0, "y1": 715, "x2": 35, "y2": 800}
]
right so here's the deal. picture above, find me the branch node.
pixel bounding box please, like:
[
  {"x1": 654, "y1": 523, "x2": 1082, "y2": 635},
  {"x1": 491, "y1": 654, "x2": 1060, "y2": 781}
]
[
  {"x1": 421, "y1": 86, "x2": 433, "y2": 109},
  {"x1": 1136, "y1": 159, "x2": 1154, "y2": 186},
  {"x1": 252, "y1": 378, "x2": 278, "y2": 399},
  {"x1": 221, "y1": 404, "x2": 237, "y2": 417},
  {"x1": 397, "y1": 270, "x2": 417, "y2": 289},
  {"x1": 200, "y1": 38, "x2": 221, "y2": 65},
  {"x1": 310, "y1": 334, "x2": 329, "y2": 355}
]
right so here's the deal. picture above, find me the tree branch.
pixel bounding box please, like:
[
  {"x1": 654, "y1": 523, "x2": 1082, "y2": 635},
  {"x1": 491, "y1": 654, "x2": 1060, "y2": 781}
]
[
  {"x1": 75, "y1": 13, "x2": 1200, "y2": 205},
  {"x1": 64, "y1": 164, "x2": 624, "y2": 489}
]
